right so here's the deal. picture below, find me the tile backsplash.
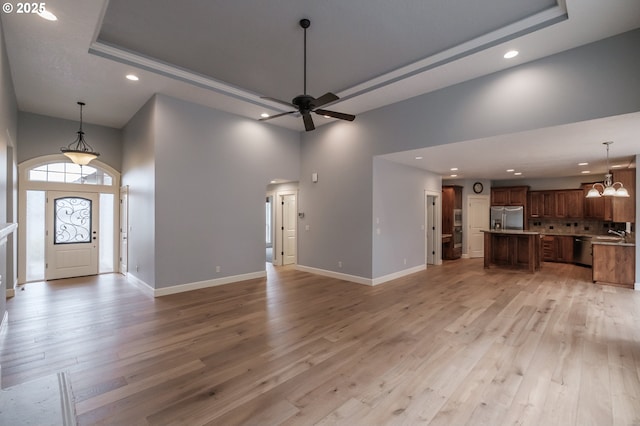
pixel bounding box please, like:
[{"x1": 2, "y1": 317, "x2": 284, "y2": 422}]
[{"x1": 528, "y1": 219, "x2": 627, "y2": 235}]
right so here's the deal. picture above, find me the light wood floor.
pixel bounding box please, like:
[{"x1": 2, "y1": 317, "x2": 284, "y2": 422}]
[{"x1": 2, "y1": 259, "x2": 640, "y2": 425}]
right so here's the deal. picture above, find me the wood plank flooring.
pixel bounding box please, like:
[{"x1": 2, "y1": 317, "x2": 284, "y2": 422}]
[{"x1": 2, "y1": 259, "x2": 640, "y2": 425}]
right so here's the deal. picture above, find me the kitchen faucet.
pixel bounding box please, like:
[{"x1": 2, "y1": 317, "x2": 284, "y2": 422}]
[{"x1": 608, "y1": 229, "x2": 626, "y2": 237}]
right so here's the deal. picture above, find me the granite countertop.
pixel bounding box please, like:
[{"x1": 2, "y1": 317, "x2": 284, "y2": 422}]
[
  {"x1": 592, "y1": 240, "x2": 635, "y2": 247},
  {"x1": 482, "y1": 229, "x2": 540, "y2": 235}
]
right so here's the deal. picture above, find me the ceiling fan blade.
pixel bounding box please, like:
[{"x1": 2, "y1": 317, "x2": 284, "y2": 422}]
[
  {"x1": 314, "y1": 109, "x2": 356, "y2": 122},
  {"x1": 261, "y1": 96, "x2": 294, "y2": 107},
  {"x1": 311, "y1": 92, "x2": 339, "y2": 108},
  {"x1": 259, "y1": 111, "x2": 296, "y2": 121},
  {"x1": 302, "y1": 113, "x2": 315, "y2": 131}
]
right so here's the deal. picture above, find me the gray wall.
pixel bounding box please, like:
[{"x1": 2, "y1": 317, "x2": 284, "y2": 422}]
[
  {"x1": 299, "y1": 29, "x2": 640, "y2": 279},
  {"x1": 0, "y1": 20, "x2": 18, "y2": 332},
  {"x1": 152, "y1": 94, "x2": 300, "y2": 288},
  {"x1": 373, "y1": 158, "x2": 441, "y2": 278},
  {"x1": 637, "y1": 154, "x2": 639, "y2": 288},
  {"x1": 122, "y1": 96, "x2": 157, "y2": 287},
  {"x1": 18, "y1": 112, "x2": 122, "y2": 171}
]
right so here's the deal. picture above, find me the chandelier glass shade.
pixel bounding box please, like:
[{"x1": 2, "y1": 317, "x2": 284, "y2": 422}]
[
  {"x1": 61, "y1": 102, "x2": 100, "y2": 166},
  {"x1": 585, "y1": 142, "x2": 629, "y2": 198}
]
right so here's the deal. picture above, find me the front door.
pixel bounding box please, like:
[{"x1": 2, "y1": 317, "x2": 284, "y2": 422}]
[
  {"x1": 45, "y1": 191, "x2": 99, "y2": 280},
  {"x1": 282, "y1": 194, "x2": 297, "y2": 265}
]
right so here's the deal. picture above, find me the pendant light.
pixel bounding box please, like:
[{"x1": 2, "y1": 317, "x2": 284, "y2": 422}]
[
  {"x1": 585, "y1": 141, "x2": 629, "y2": 198},
  {"x1": 61, "y1": 102, "x2": 100, "y2": 165}
]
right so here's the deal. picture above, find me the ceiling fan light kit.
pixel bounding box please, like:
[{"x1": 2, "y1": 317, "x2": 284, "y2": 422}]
[{"x1": 259, "y1": 18, "x2": 355, "y2": 131}]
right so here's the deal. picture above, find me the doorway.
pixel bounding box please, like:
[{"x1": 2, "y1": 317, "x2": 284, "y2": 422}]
[
  {"x1": 265, "y1": 194, "x2": 274, "y2": 264},
  {"x1": 281, "y1": 193, "x2": 297, "y2": 265},
  {"x1": 425, "y1": 191, "x2": 441, "y2": 266},
  {"x1": 18, "y1": 156, "x2": 120, "y2": 284},
  {"x1": 468, "y1": 195, "x2": 490, "y2": 258},
  {"x1": 45, "y1": 191, "x2": 99, "y2": 280}
]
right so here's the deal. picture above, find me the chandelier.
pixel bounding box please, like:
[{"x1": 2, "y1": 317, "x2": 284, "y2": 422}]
[
  {"x1": 585, "y1": 141, "x2": 629, "y2": 198},
  {"x1": 60, "y1": 102, "x2": 100, "y2": 166}
]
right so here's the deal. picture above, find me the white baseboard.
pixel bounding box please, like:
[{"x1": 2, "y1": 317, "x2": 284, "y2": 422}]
[
  {"x1": 0, "y1": 310, "x2": 7, "y2": 335},
  {"x1": 296, "y1": 265, "x2": 373, "y2": 286},
  {"x1": 635, "y1": 282, "x2": 640, "y2": 291},
  {"x1": 462, "y1": 253, "x2": 470, "y2": 259},
  {"x1": 295, "y1": 264, "x2": 426, "y2": 286},
  {"x1": 154, "y1": 271, "x2": 267, "y2": 297},
  {"x1": 6, "y1": 288, "x2": 15, "y2": 298},
  {"x1": 372, "y1": 264, "x2": 426, "y2": 286},
  {"x1": 126, "y1": 273, "x2": 154, "y2": 297}
]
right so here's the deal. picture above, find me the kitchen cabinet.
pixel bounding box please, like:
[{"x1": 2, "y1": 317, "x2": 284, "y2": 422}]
[
  {"x1": 611, "y1": 169, "x2": 636, "y2": 223},
  {"x1": 582, "y1": 183, "x2": 612, "y2": 221},
  {"x1": 491, "y1": 186, "x2": 528, "y2": 206},
  {"x1": 541, "y1": 235, "x2": 574, "y2": 263},
  {"x1": 554, "y1": 190, "x2": 584, "y2": 218},
  {"x1": 529, "y1": 191, "x2": 555, "y2": 218},
  {"x1": 581, "y1": 169, "x2": 635, "y2": 222},
  {"x1": 529, "y1": 190, "x2": 583, "y2": 219},
  {"x1": 592, "y1": 243, "x2": 635, "y2": 288}
]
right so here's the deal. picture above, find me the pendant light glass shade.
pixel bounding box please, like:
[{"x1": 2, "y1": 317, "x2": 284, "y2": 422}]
[
  {"x1": 61, "y1": 102, "x2": 100, "y2": 165},
  {"x1": 585, "y1": 142, "x2": 629, "y2": 198}
]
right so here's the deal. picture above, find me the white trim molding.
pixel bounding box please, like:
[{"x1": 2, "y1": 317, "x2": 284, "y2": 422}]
[
  {"x1": 372, "y1": 264, "x2": 427, "y2": 286},
  {"x1": 296, "y1": 264, "x2": 373, "y2": 286},
  {"x1": 126, "y1": 273, "x2": 155, "y2": 297},
  {"x1": 153, "y1": 271, "x2": 267, "y2": 297},
  {"x1": 296, "y1": 264, "x2": 427, "y2": 286}
]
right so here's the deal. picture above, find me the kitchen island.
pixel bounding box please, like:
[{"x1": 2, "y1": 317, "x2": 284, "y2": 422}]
[{"x1": 483, "y1": 230, "x2": 542, "y2": 273}]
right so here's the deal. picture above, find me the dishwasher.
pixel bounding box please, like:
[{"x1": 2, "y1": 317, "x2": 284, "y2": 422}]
[{"x1": 573, "y1": 236, "x2": 593, "y2": 266}]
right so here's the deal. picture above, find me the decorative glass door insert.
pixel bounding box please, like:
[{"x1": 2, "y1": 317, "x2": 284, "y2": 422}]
[{"x1": 54, "y1": 197, "x2": 92, "y2": 244}]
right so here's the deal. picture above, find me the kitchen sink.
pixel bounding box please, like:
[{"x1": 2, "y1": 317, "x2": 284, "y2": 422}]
[{"x1": 594, "y1": 235, "x2": 625, "y2": 242}]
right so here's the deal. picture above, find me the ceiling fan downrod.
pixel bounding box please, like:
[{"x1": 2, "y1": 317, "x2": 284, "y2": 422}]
[{"x1": 300, "y1": 18, "x2": 310, "y2": 95}]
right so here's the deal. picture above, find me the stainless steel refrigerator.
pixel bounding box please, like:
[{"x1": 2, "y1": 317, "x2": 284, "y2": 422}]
[{"x1": 490, "y1": 206, "x2": 524, "y2": 230}]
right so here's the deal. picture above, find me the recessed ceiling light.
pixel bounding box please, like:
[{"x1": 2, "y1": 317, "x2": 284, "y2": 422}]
[
  {"x1": 270, "y1": 180, "x2": 277, "y2": 184},
  {"x1": 581, "y1": 170, "x2": 591, "y2": 174},
  {"x1": 38, "y1": 9, "x2": 57, "y2": 21},
  {"x1": 323, "y1": 115, "x2": 331, "y2": 119},
  {"x1": 260, "y1": 113, "x2": 270, "y2": 118},
  {"x1": 450, "y1": 174, "x2": 458, "y2": 177},
  {"x1": 578, "y1": 162, "x2": 588, "y2": 166},
  {"x1": 415, "y1": 156, "x2": 423, "y2": 160},
  {"x1": 611, "y1": 164, "x2": 623, "y2": 168},
  {"x1": 450, "y1": 167, "x2": 458, "y2": 171},
  {"x1": 514, "y1": 172, "x2": 522, "y2": 176},
  {"x1": 506, "y1": 169, "x2": 515, "y2": 172},
  {"x1": 504, "y1": 50, "x2": 519, "y2": 59},
  {"x1": 126, "y1": 74, "x2": 139, "y2": 81}
]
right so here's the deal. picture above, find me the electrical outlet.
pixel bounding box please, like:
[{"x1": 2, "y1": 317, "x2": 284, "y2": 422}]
[
  {"x1": 338, "y1": 261, "x2": 342, "y2": 268},
  {"x1": 136, "y1": 265, "x2": 139, "y2": 272},
  {"x1": 216, "y1": 266, "x2": 221, "y2": 273},
  {"x1": 404, "y1": 258, "x2": 407, "y2": 265}
]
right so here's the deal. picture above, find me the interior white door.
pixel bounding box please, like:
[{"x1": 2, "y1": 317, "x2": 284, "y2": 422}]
[
  {"x1": 46, "y1": 191, "x2": 99, "y2": 280},
  {"x1": 282, "y1": 194, "x2": 297, "y2": 265},
  {"x1": 119, "y1": 186, "x2": 128, "y2": 274},
  {"x1": 468, "y1": 195, "x2": 490, "y2": 258}
]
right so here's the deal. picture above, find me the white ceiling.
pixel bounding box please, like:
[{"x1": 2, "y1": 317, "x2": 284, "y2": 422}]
[{"x1": 1, "y1": 0, "x2": 639, "y2": 179}]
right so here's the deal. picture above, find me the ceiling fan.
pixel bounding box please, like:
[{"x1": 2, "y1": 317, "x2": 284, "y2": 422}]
[{"x1": 259, "y1": 18, "x2": 356, "y2": 131}]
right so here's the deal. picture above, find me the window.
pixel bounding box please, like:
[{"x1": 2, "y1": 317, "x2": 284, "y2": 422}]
[{"x1": 29, "y1": 162, "x2": 113, "y2": 186}]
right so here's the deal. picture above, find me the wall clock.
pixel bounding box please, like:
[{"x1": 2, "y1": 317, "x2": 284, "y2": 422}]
[{"x1": 473, "y1": 182, "x2": 484, "y2": 194}]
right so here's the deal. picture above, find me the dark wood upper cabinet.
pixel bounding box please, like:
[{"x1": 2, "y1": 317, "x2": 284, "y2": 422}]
[
  {"x1": 611, "y1": 169, "x2": 636, "y2": 223},
  {"x1": 491, "y1": 186, "x2": 528, "y2": 206},
  {"x1": 528, "y1": 190, "x2": 558, "y2": 218}
]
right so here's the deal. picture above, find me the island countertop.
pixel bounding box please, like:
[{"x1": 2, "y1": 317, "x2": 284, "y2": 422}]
[{"x1": 481, "y1": 229, "x2": 541, "y2": 235}]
